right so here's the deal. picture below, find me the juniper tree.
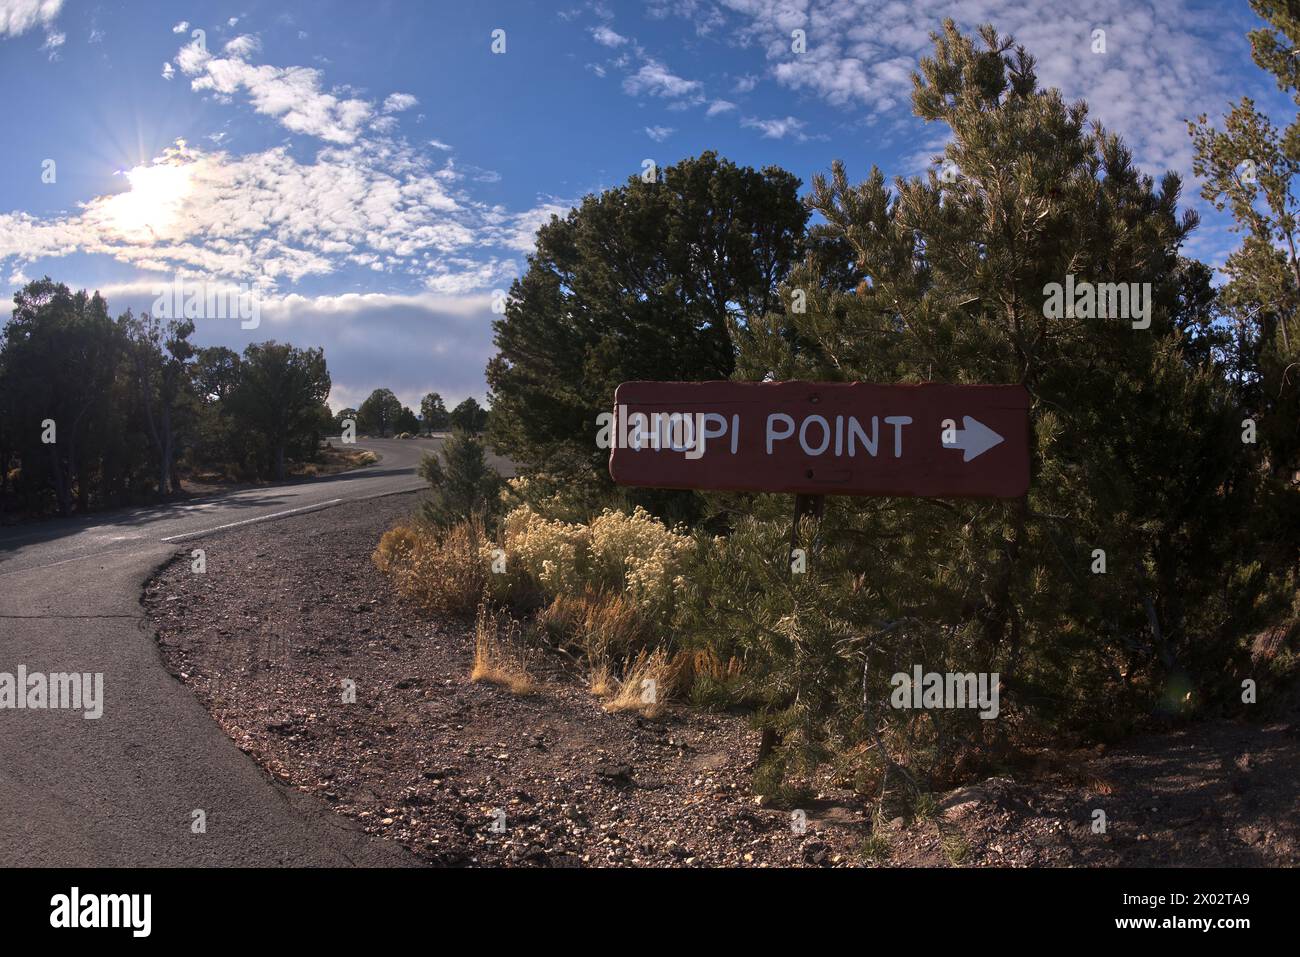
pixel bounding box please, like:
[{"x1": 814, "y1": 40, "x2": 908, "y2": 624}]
[
  {"x1": 225, "y1": 342, "x2": 331, "y2": 480},
  {"x1": 356, "y1": 388, "x2": 403, "y2": 437},
  {"x1": 0, "y1": 281, "x2": 122, "y2": 514},
  {"x1": 486, "y1": 151, "x2": 808, "y2": 521},
  {"x1": 126, "y1": 311, "x2": 195, "y2": 497},
  {"x1": 394, "y1": 406, "x2": 420, "y2": 436},
  {"x1": 449, "y1": 396, "x2": 488, "y2": 434},
  {"x1": 333, "y1": 407, "x2": 359, "y2": 432},
  {"x1": 419, "y1": 392, "x2": 450, "y2": 432}
]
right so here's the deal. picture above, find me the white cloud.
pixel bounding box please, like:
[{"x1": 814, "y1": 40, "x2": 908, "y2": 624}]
[
  {"x1": 591, "y1": 25, "x2": 627, "y2": 47},
  {"x1": 423, "y1": 259, "x2": 517, "y2": 294},
  {"x1": 39, "y1": 26, "x2": 60, "y2": 57},
  {"x1": 176, "y1": 37, "x2": 376, "y2": 144},
  {"x1": 623, "y1": 58, "x2": 702, "y2": 98},
  {"x1": 645, "y1": 124, "x2": 675, "y2": 141},
  {"x1": 741, "y1": 115, "x2": 807, "y2": 140},
  {"x1": 261, "y1": 291, "x2": 499, "y2": 410},
  {"x1": 382, "y1": 92, "x2": 419, "y2": 113},
  {"x1": 701, "y1": 0, "x2": 1243, "y2": 179},
  {"x1": 0, "y1": 137, "x2": 506, "y2": 291},
  {"x1": 0, "y1": 0, "x2": 63, "y2": 37},
  {"x1": 162, "y1": 61, "x2": 175, "y2": 80},
  {"x1": 428, "y1": 138, "x2": 453, "y2": 151},
  {"x1": 706, "y1": 99, "x2": 736, "y2": 116},
  {"x1": 171, "y1": 20, "x2": 189, "y2": 34},
  {"x1": 772, "y1": 53, "x2": 876, "y2": 108},
  {"x1": 222, "y1": 34, "x2": 261, "y2": 58},
  {"x1": 490, "y1": 201, "x2": 572, "y2": 254}
]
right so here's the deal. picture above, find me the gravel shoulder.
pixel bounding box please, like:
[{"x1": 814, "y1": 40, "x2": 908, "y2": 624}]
[{"x1": 143, "y1": 492, "x2": 1300, "y2": 868}]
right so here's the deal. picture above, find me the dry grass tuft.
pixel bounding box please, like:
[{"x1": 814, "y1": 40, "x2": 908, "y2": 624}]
[
  {"x1": 604, "y1": 647, "x2": 676, "y2": 718},
  {"x1": 589, "y1": 659, "x2": 615, "y2": 698},
  {"x1": 373, "y1": 519, "x2": 487, "y2": 618},
  {"x1": 471, "y1": 604, "x2": 535, "y2": 695},
  {"x1": 536, "y1": 591, "x2": 587, "y2": 640},
  {"x1": 537, "y1": 590, "x2": 648, "y2": 660},
  {"x1": 675, "y1": 647, "x2": 743, "y2": 685}
]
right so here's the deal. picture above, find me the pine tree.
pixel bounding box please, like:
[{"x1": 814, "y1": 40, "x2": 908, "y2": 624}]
[
  {"x1": 418, "y1": 429, "x2": 502, "y2": 528},
  {"x1": 688, "y1": 20, "x2": 1257, "y2": 798},
  {"x1": 1189, "y1": 0, "x2": 1300, "y2": 482}
]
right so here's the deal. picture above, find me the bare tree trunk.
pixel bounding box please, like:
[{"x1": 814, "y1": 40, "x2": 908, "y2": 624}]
[
  {"x1": 48, "y1": 443, "x2": 70, "y2": 516},
  {"x1": 0, "y1": 446, "x2": 9, "y2": 520},
  {"x1": 160, "y1": 402, "x2": 178, "y2": 495},
  {"x1": 1283, "y1": 228, "x2": 1299, "y2": 353},
  {"x1": 77, "y1": 458, "x2": 89, "y2": 512},
  {"x1": 135, "y1": 351, "x2": 171, "y2": 497},
  {"x1": 1143, "y1": 595, "x2": 1175, "y2": 673}
]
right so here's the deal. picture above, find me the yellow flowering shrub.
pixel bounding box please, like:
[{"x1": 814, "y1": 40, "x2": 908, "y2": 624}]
[
  {"x1": 589, "y1": 507, "x2": 693, "y2": 613},
  {"x1": 496, "y1": 505, "x2": 590, "y2": 595},
  {"x1": 489, "y1": 504, "x2": 693, "y2": 614}
]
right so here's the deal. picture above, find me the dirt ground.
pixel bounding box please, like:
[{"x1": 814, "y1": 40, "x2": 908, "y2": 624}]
[{"x1": 143, "y1": 492, "x2": 1300, "y2": 867}]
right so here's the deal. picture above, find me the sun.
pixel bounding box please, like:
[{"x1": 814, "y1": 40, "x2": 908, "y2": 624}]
[{"x1": 99, "y1": 161, "x2": 195, "y2": 239}]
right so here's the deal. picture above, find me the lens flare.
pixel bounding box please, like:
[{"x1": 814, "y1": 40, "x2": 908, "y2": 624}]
[{"x1": 99, "y1": 161, "x2": 194, "y2": 239}]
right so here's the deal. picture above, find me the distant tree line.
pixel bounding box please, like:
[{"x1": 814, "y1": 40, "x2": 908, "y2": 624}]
[
  {"x1": 337, "y1": 389, "x2": 489, "y2": 437},
  {"x1": 0, "y1": 278, "x2": 333, "y2": 517}
]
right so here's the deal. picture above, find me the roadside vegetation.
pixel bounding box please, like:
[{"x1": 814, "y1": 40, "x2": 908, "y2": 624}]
[
  {"x1": 375, "y1": 14, "x2": 1300, "y2": 815},
  {"x1": 185, "y1": 444, "x2": 378, "y2": 486}
]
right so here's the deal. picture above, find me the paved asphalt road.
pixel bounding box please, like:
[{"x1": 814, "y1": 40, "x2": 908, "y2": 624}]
[{"x1": 0, "y1": 436, "x2": 486, "y2": 867}]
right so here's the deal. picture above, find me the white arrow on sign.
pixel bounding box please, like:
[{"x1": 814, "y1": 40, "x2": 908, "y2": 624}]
[{"x1": 941, "y1": 416, "x2": 1005, "y2": 462}]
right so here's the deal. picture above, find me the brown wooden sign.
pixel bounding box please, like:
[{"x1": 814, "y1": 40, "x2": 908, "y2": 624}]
[{"x1": 607, "y1": 381, "x2": 1030, "y2": 499}]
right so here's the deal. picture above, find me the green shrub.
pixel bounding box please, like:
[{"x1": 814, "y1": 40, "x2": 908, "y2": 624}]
[{"x1": 418, "y1": 429, "x2": 502, "y2": 528}]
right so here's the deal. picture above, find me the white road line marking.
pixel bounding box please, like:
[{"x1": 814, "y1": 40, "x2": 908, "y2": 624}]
[
  {"x1": 159, "y1": 499, "x2": 345, "y2": 542},
  {"x1": 0, "y1": 551, "x2": 123, "y2": 578}
]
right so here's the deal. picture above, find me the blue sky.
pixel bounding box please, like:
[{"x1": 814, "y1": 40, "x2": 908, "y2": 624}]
[{"x1": 0, "y1": 0, "x2": 1290, "y2": 411}]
